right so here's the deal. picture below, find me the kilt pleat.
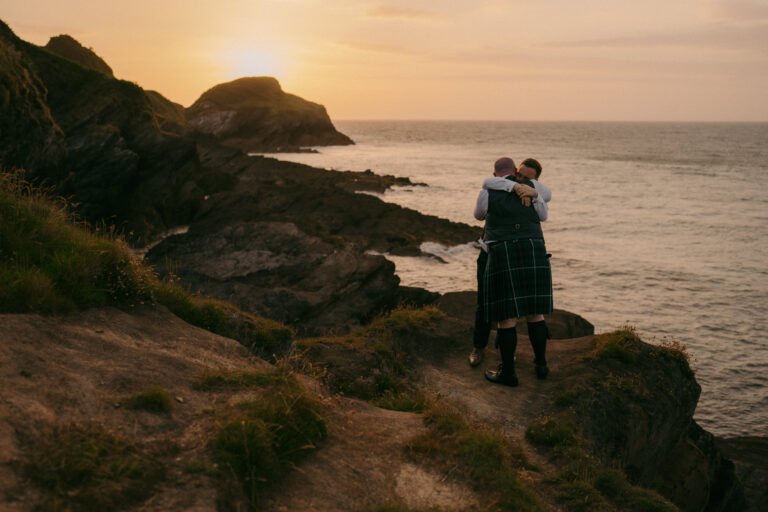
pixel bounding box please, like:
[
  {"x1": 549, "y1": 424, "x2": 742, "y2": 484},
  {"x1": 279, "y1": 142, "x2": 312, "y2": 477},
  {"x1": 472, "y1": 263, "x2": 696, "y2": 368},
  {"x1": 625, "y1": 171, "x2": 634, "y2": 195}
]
[{"x1": 482, "y1": 238, "x2": 553, "y2": 323}]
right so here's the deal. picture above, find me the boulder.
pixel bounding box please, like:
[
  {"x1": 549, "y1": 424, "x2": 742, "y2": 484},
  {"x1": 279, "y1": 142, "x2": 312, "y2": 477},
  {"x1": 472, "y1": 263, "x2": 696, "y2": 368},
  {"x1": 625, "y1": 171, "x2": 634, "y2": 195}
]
[
  {"x1": 186, "y1": 76, "x2": 353, "y2": 152},
  {"x1": 147, "y1": 221, "x2": 401, "y2": 334}
]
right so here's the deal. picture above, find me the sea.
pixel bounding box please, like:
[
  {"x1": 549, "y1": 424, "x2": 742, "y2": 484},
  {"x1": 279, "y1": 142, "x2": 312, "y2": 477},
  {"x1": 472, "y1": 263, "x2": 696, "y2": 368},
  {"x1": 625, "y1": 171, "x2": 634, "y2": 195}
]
[{"x1": 260, "y1": 121, "x2": 768, "y2": 438}]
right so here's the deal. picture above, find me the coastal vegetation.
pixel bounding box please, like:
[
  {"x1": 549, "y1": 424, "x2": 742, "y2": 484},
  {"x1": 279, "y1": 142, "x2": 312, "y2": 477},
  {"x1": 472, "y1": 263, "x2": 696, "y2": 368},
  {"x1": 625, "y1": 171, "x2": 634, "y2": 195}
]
[
  {"x1": 124, "y1": 387, "x2": 173, "y2": 414},
  {"x1": 0, "y1": 171, "x2": 291, "y2": 359},
  {"x1": 208, "y1": 369, "x2": 327, "y2": 508},
  {"x1": 295, "y1": 305, "x2": 456, "y2": 411},
  {"x1": 24, "y1": 423, "x2": 164, "y2": 512},
  {"x1": 0, "y1": 19, "x2": 756, "y2": 511}
]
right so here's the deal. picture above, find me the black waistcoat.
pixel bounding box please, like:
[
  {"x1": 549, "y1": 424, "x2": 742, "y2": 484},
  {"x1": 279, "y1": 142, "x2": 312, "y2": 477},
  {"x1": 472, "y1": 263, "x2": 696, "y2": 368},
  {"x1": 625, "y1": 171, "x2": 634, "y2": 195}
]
[{"x1": 485, "y1": 177, "x2": 543, "y2": 241}]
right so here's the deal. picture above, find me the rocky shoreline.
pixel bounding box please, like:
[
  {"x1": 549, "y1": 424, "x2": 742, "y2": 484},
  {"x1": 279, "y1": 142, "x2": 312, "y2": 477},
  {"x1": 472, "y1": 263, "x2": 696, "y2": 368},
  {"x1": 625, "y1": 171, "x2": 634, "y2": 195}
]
[{"x1": 1, "y1": 18, "x2": 765, "y2": 510}]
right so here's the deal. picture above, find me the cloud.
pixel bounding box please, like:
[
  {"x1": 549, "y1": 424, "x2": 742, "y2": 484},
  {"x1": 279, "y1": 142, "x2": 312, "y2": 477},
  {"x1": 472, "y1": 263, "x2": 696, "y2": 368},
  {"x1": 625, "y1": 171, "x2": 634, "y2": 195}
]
[
  {"x1": 708, "y1": 0, "x2": 768, "y2": 22},
  {"x1": 369, "y1": 5, "x2": 443, "y2": 21},
  {"x1": 334, "y1": 40, "x2": 424, "y2": 57},
  {"x1": 543, "y1": 23, "x2": 768, "y2": 53}
]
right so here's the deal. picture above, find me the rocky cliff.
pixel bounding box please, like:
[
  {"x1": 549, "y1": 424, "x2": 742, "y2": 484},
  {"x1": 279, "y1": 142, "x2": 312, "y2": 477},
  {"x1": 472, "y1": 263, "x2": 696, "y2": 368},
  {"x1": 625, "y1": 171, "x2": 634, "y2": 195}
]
[
  {"x1": 0, "y1": 20, "x2": 474, "y2": 332},
  {"x1": 44, "y1": 34, "x2": 114, "y2": 77},
  {"x1": 0, "y1": 22, "x2": 214, "y2": 243},
  {"x1": 186, "y1": 76, "x2": 354, "y2": 152}
]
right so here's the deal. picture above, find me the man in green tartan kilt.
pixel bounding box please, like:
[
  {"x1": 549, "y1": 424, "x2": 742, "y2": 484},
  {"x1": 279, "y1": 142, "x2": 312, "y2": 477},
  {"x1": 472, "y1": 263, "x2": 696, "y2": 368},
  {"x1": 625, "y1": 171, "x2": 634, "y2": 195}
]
[{"x1": 473, "y1": 157, "x2": 553, "y2": 386}]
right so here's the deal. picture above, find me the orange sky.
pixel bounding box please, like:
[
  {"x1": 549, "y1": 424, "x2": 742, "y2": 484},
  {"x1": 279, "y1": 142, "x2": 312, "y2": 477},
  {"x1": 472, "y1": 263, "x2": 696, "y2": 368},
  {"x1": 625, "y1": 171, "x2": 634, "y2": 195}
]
[{"x1": 4, "y1": 0, "x2": 767, "y2": 121}]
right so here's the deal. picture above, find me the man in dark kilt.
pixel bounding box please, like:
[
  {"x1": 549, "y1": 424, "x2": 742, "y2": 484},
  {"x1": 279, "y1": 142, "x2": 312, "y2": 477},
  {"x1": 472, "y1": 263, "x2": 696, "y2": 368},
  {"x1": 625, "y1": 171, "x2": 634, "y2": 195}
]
[
  {"x1": 469, "y1": 159, "x2": 550, "y2": 368},
  {"x1": 473, "y1": 157, "x2": 553, "y2": 386}
]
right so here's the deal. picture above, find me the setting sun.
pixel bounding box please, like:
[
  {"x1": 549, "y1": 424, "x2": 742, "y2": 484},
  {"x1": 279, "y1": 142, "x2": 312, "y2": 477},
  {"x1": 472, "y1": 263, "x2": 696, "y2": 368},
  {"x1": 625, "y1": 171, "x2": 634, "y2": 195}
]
[{"x1": 225, "y1": 48, "x2": 284, "y2": 81}]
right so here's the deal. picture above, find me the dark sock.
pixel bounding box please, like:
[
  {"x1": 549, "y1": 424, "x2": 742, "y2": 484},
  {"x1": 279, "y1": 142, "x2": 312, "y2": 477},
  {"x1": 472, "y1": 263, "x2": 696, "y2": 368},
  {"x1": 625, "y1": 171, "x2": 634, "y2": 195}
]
[
  {"x1": 473, "y1": 307, "x2": 491, "y2": 349},
  {"x1": 497, "y1": 327, "x2": 518, "y2": 375},
  {"x1": 528, "y1": 320, "x2": 548, "y2": 366}
]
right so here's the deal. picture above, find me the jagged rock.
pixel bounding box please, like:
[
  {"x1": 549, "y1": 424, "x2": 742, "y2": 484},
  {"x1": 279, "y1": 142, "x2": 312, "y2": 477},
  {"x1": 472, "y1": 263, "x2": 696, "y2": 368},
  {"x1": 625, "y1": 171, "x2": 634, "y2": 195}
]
[
  {"x1": 0, "y1": 22, "x2": 225, "y2": 243},
  {"x1": 716, "y1": 436, "x2": 768, "y2": 511},
  {"x1": 186, "y1": 76, "x2": 354, "y2": 152},
  {"x1": 147, "y1": 221, "x2": 401, "y2": 333},
  {"x1": 568, "y1": 331, "x2": 745, "y2": 511},
  {"x1": 44, "y1": 34, "x2": 114, "y2": 77},
  {"x1": 0, "y1": 21, "x2": 65, "y2": 172}
]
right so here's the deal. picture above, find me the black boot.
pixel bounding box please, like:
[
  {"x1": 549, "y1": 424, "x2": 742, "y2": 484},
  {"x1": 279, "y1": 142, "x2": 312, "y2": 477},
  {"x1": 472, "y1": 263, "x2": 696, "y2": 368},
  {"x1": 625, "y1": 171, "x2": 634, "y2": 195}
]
[
  {"x1": 485, "y1": 327, "x2": 519, "y2": 386},
  {"x1": 528, "y1": 320, "x2": 549, "y2": 379}
]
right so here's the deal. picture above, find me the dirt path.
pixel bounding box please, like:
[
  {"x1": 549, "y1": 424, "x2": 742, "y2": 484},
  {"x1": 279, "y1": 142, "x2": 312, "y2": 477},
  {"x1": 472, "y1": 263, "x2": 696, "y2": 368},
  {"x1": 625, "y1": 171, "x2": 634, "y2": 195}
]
[
  {"x1": 266, "y1": 330, "x2": 597, "y2": 511},
  {"x1": 264, "y1": 397, "x2": 481, "y2": 511}
]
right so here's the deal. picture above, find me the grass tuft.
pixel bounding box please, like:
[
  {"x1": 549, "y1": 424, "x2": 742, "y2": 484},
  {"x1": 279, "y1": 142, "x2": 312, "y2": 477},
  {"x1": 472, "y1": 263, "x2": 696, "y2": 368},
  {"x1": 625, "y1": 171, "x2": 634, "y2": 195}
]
[
  {"x1": 592, "y1": 327, "x2": 640, "y2": 364},
  {"x1": 125, "y1": 386, "x2": 173, "y2": 414},
  {"x1": 526, "y1": 416, "x2": 578, "y2": 449},
  {"x1": 193, "y1": 368, "x2": 286, "y2": 392},
  {"x1": 295, "y1": 305, "x2": 451, "y2": 411},
  {"x1": 0, "y1": 171, "x2": 293, "y2": 356},
  {"x1": 213, "y1": 371, "x2": 326, "y2": 508},
  {"x1": 25, "y1": 423, "x2": 163, "y2": 511},
  {"x1": 407, "y1": 401, "x2": 543, "y2": 512}
]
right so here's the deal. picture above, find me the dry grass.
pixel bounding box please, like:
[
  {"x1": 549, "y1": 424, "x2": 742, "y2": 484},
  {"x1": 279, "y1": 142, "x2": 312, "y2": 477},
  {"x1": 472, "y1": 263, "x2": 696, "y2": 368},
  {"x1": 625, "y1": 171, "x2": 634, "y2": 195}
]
[
  {"x1": 407, "y1": 400, "x2": 545, "y2": 512},
  {"x1": 24, "y1": 423, "x2": 163, "y2": 511}
]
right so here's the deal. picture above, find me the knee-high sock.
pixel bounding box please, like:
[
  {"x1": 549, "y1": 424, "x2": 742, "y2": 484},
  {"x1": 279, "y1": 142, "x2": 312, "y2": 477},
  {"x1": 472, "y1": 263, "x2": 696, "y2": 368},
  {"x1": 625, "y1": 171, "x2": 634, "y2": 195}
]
[
  {"x1": 473, "y1": 307, "x2": 491, "y2": 349},
  {"x1": 497, "y1": 327, "x2": 518, "y2": 373},
  {"x1": 528, "y1": 320, "x2": 548, "y2": 366}
]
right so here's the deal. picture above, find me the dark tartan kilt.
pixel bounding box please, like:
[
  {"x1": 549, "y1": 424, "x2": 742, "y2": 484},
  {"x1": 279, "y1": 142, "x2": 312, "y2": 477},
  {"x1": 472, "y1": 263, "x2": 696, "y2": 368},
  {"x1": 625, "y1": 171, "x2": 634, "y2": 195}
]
[{"x1": 482, "y1": 238, "x2": 553, "y2": 323}]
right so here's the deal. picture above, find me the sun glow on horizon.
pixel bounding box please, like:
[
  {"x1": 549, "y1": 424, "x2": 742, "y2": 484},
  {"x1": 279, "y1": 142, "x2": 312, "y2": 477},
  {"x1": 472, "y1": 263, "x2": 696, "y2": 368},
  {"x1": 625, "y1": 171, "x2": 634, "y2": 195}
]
[
  {"x1": 222, "y1": 47, "x2": 285, "y2": 82},
  {"x1": 3, "y1": 0, "x2": 768, "y2": 121}
]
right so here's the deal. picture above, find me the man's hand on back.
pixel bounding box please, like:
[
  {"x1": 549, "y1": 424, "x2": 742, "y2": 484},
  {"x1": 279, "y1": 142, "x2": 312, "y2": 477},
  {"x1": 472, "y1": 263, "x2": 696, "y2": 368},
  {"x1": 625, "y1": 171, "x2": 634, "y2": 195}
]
[{"x1": 513, "y1": 184, "x2": 538, "y2": 207}]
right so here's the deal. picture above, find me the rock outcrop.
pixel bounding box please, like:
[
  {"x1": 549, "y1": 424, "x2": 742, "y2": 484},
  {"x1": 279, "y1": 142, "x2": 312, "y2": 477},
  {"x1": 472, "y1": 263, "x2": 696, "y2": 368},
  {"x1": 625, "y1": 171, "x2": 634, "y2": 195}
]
[
  {"x1": 186, "y1": 76, "x2": 354, "y2": 152},
  {"x1": 563, "y1": 330, "x2": 746, "y2": 511},
  {"x1": 0, "y1": 21, "x2": 477, "y2": 333},
  {"x1": 0, "y1": 22, "x2": 217, "y2": 243},
  {"x1": 44, "y1": 34, "x2": 114, "y2": 77},
  {"x1": 147, "y1": 142, "x2": 478, "y2": 333}
]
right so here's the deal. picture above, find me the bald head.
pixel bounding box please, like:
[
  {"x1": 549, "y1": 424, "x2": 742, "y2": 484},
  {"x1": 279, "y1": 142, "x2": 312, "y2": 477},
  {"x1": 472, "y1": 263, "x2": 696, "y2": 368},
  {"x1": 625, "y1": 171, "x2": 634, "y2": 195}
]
[{"x1": 494, "y1": 157, "x2": 516, "y2": 176}]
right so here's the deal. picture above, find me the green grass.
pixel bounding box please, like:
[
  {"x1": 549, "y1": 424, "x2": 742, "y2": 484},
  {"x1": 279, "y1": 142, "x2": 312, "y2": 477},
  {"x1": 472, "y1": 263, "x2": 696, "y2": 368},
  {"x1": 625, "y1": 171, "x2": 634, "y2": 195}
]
[
  {"x1": 525, "y1": 431, "x2": 677, "y2": 512},
  {"x1": 294, "y1": 306, "x2": 449, "y2": 411},
  {"x1": 0, "y1": 173, "x2": 155, "y2": 313},
  {"x1": 406, "y1": 401, "x2": 544, "y2": 512},
  {"x1": 24, "y1": 423, "x2": 163, "y2": 511},
  {"x1": 213, "y1": 370, "x2": 327, "y2": 508},
  {"x1": 592, "y1": 327, "x2": 641, "y2": 364},
  {"x1": 125, "y1": 386, "x2": 173, "y2": 414},
  {"x1": 0, "y1": 171, "x2": 293, "y2": 356},
  {"x1": 193, "y1": 368, "x2": 286, "y2": 391},
  {"x1": 526, "y1": 416, "x2": 578, "y2": 449}
]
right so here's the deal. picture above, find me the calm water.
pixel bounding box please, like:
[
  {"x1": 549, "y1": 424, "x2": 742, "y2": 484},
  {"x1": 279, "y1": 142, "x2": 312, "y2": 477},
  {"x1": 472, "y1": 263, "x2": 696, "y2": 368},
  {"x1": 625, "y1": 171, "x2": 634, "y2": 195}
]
[{"x1": 263, "y1": 121, "x2": 768, "y2": 437}]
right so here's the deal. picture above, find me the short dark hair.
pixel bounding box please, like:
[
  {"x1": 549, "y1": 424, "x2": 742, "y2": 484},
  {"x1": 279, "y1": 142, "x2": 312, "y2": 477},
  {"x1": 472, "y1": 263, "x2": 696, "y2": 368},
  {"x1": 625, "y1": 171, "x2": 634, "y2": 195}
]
[
  {"x1": 494, "y1": 157, "x2": 516, "y2": 174},
  {"x1": 521, "y1": 158, "x2": 542, "y2": 178}
]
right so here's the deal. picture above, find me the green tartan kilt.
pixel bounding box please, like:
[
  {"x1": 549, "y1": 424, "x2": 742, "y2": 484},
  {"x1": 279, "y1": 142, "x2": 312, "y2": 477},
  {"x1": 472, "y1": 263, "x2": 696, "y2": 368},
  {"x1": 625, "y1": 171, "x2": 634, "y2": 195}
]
[{"x1": 482, "y1": 238, "x2": 553, "y2": 323}]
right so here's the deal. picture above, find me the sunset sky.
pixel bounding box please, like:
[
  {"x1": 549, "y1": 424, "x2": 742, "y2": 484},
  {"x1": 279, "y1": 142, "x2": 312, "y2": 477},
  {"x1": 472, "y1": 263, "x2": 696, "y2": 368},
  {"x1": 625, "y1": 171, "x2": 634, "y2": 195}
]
[{"x1": 3, "y1": 0, "x2": 767, "y2": 121}]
